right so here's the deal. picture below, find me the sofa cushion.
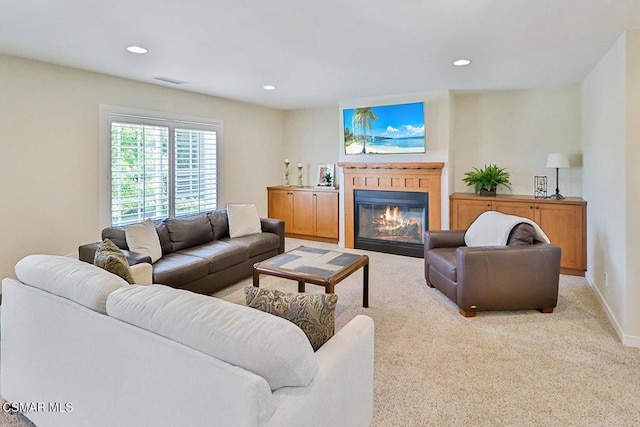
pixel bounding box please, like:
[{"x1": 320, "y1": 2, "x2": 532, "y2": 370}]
[
  {"x1": 155, "y1": 221, "x2": 173, "y2": 255},
  {"x1": 209, "y1": 209, "x2": 229, "y2": 240},
  {"x1": 106, "y1": 285, "x2": 318, "y2": 390},
  {"x1": 125, "y1": 219, "x2": 163, "y2": 263},
  {"x1": 507, "y1": 223, "x2": 536, "y2": 246},
  {"x1": 94, "y1": 238, "x2": 136, "y2": 284},
  {"x1": 426, "y1": 247, "x2": 458, "y2": 282},
  {"x1": 178, "y1": 241, "x2": 248, "y2": 274},
  {"x1": 244, "y1": 286, "x2": 338, "y2": 351},
  {"x1": 15, "y1": 254, "x2": 128, "y2": 314},
  {"x1": 165, "y1": 214, "x2": 214, "y2": 252},
  {"x1": 151, "y1": 253, "x2": 210, "y2": 287},
  {"x1": 102, "y1": 220, "x2": 174, "y2": 255},
  {"x1": 102, "y1": 225, "x2": 127, "y2": 249},
  {"x1": 227, "y1": 204, "x2": 262, "y2": 238},
  {"x1": 224, "y1": 232, "x2": 281, "y2": 258}
]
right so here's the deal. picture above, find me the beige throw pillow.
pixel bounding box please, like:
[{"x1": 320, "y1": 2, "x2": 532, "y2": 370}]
[
  {"x1": 94, "y1": 238, "x2": 135, "y2": 284},
  {"x1": 227, "y1": 204, "x2": 262, "y2": 238},
  {"x1": 244, "y1": 286, "x2": 338, "y2": 351},
  {"x1": 125, "y1": 218, "x2": 162, "y2": 263}
]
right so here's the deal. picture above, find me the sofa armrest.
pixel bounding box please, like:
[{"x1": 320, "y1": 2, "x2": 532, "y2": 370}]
[
  {"x1": 130, "y1": 263, "x2": 153, "y2": 285},
  {"x1": 120, "y1": 250, "x2": 152, "y2": 266},
  {"x1": 456, "y1": 243, "x2": 561, "y2": 312},
  {"x1": 78, "y1": 242, "x2": 152, "y2": 266},
  {"x1": 424, "y1": 230, "x2": 466, "y2": 251},
  {"x1": 78, "y1": 242, "x2": 100, "y2": 263},
  {"x1": 261, "y1": 218, "x2": 285, "y2": 254},
  {"x1": 269, "y1": 315, "x2": 374, "y2": 427}
]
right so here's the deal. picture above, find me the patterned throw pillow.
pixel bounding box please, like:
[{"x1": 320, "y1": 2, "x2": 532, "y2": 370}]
[
  {"x1": 94, "y1": 238, "x2": 135, "y2": 284},
  {"x1": 244, "y1": 286, "x2": 338, "y2": 351}
]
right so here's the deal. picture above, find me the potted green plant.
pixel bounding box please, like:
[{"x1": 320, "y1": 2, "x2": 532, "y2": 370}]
[{"x1": 462, "y1": 164, "x2": 511, "y2": 196}]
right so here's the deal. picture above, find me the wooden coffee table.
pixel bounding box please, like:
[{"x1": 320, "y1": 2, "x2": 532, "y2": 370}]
[{"x1": 253, "y1": 246, "x2": 369, "y2": 307}]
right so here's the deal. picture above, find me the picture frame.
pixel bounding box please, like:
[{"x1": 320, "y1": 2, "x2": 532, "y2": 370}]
[{"x1": 315, "y1": 163, "x2": 335, "y2": 188}]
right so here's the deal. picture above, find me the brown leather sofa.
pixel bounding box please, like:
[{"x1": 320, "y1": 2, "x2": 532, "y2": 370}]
[
  {"x1": 424, "y1": 226, "x2": 561, "y2": 317},
  {"x1": 79, "y1": 210, "x2": 285, "y2": 295}
]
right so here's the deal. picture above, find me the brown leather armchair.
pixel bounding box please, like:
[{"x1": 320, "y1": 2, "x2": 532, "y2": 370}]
[{"x1": 424, "y1": 228, "x2": 561, "y2": 317}]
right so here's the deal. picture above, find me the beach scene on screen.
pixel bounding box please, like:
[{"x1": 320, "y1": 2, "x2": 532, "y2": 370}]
[{"x1": 343, "y1": 102, "x2": 425, "y2": 155}]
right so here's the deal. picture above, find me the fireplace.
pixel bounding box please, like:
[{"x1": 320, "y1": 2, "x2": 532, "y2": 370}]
[
  {"x1": 339, "y1": 162, "x2": 443, "y2": 252},
  {"x1": 354, "y1": 190, "x2": 428, "y2": 257}
]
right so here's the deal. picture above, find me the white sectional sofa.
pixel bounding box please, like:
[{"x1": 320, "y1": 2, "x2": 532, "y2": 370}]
[{"x1": 1, "y1": 255, "x2": 374, "y2": 427}]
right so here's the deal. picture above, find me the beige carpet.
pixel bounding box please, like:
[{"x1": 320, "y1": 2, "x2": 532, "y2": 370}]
[
  {"x1": 2, "y1": 238, "x2": 640, "y2": 426},
  {"x1": 219, "y1": 238, "x2": 640, "y2": 426}
]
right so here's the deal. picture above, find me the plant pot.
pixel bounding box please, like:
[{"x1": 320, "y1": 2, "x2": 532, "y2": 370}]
[{"x1": 479, "y1": 188, "x2": 497, "y2": 197}]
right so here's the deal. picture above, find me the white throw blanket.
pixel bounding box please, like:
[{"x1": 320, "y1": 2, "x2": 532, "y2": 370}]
[{"x1": 464, "y1": 211, "x2": 550, "y2": 247}]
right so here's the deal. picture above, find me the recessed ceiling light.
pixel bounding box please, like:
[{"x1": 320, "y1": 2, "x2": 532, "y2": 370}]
[
  {"x1": 127, "y1": 45, "x2": 148, "y2": 54},
  {"x1": 263, "y1": 85, "x2": 277, "y2": 91},
  {"x1": 453, "y1": 59, "x2": 472, "y2": 67}
]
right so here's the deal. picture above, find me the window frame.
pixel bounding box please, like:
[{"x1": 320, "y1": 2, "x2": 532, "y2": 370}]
[{"x1": 99, "y1": 105, "x2": 224, "y2": 229}]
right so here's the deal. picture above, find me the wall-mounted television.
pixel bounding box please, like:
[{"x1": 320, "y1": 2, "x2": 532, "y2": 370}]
[{"x1": 343, "y1": 102, "x2": 425, "y2": 155}]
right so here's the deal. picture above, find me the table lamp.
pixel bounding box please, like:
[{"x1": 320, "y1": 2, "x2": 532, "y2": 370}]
[{"x1": 546, "y1": 153, "x2": 569, "y2": 199}]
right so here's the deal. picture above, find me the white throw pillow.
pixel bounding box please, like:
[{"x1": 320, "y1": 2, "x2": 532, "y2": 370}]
[
  {"x1": 125, "y1": 219, "x2": 163, "y2": 263},
  {"x1": 227, "y1": 204, "x2": 262, "y2": 238}
]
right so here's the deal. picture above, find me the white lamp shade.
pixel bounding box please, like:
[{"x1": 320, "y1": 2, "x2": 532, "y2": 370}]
[{"x1": 546, "y1": 153, "x2": 569, "y2": 168}]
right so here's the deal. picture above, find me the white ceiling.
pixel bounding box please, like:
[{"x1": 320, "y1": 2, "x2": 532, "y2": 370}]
[{"x1": 2, "y1": 0, "x2": 639, "y2": 110}]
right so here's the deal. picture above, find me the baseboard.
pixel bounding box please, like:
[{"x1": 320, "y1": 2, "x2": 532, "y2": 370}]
[{"x1": 585, "y1": 273, "x2": 640, "y2": 348}]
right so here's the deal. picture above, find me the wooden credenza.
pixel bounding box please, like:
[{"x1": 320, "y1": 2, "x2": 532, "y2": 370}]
[
  {"x1": 450, "y1": 193, "x2": 587, "y2": 276},
  {"x1": 267, "y1": 186, "x2": 339, "y2": 242}
]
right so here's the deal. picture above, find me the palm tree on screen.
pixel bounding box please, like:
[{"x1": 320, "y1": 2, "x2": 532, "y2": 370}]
[{"x1": 352, "y1": 108, "x2": 378, "y2": 154}]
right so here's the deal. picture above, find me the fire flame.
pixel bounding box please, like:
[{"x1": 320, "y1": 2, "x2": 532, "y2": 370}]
[{"x1": 380, "y1": 206, "x2": 404, "y2": 228}]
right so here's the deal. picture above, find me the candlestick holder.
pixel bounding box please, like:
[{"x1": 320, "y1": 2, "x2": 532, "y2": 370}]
[
  {"x1": 297, "y1": 165, "x2": 303, "y2": 187},
  {"x1": 284, "y1": 160, "x2": 290, "y2": 187}
]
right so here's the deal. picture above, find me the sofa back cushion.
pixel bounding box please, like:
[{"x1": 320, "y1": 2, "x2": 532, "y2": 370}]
[
  {"x1": 507, "y1": 223, "x2": 536, "y2": 245},
  {"x1": 102, "y1": 225, "x2": 127, "y2": 249},
  {"x1": 106, "y1": 285, "x2": 318, "y2": 390},
  {"x1": 209, "y1": 209, "x2": 229, "y2": 240},
  {"x1": 165, "y1": 214, "x2": 214, "y2": 252},
  {"x1": 15, "y1": 254, "x2": 128, "y2": 314},
  {"x1": 102, "y1": 220, "x2": 172, "y2": 255},
  {"x1": 155, "y1": 221, "x2": 172, "y2": 255}
]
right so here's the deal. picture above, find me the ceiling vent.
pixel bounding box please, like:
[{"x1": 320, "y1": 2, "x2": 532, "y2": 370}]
[{"x1": 154, "y1": 76, "x2": 188, "y2": 85}]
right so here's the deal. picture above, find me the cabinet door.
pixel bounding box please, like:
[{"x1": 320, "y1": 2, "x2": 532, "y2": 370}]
[
  {"x1": 451, "y1": 199, "x2": 492, "y2": 229},
  {"x1": 268, "y1": 189, "x2": 292, "y2": 233},
  {"x1": 493, "y1": 200, "x2": 535, "y2": 220},
  {"x1": 535, "y1": 203, "x2": 585, "y2": 271},
  {"x1": 314, "y1": 192, "x2": 339, "y2": 239},
  {"x1": 291, "y1": 191, "x2": 314, "y2": 235}
]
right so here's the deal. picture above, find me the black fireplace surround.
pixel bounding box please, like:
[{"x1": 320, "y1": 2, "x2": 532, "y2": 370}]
[{"x1": 354, "y1": 189, "x2": 428, "y2": 257}]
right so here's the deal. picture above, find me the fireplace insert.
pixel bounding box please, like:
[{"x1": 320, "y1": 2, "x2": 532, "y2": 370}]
[{"x1": 354, "y1": 190, "x2": 428, "y2": 257}]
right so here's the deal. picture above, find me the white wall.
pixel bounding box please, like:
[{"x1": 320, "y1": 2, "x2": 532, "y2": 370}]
[
  {"x1": 582, "y1": 34, "x2": 627, "y2": 335},
  {"x1": 0, "y1": 55, "x2": 284, "y2": 280},
  {"x1": 452, "y1": 87, "x2": 582, "y2": 197},
  {"x1": 582, "y1": 30, "x2": 640, "y2": 347},
  {"x1": 282, "y1": 106, "x2": 339, "y2": 186},
  {"x1": 625, "y1": 31, "x2": 640, "y2": 341}
]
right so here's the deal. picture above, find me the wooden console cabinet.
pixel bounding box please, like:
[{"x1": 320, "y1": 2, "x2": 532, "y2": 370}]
[
  {"x1": 450, "y1": 193, "x2": 587, "y2": 276},
  {"x1": 267, "y1": 186, "x2": 339, "y2": 242}
]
